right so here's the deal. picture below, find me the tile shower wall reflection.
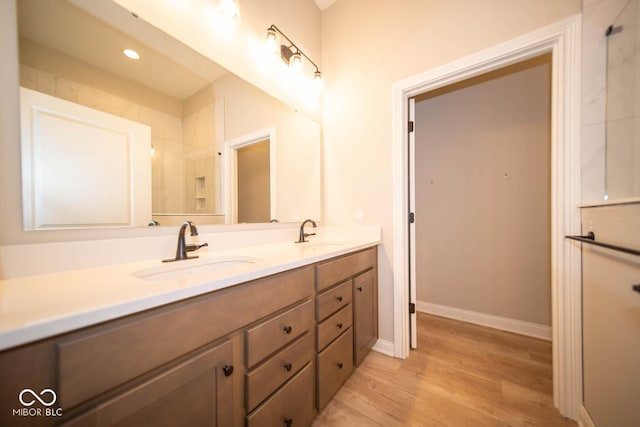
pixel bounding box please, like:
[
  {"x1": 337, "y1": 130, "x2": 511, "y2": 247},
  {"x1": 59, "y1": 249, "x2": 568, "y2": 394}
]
[
  {"x1": 605, "y1": 0, "x2": 640, "y2": 199},
  {"x1": 19, "y1": 61, "x2": 224, "y2": 225},
  {"x1": 582, "y1": 0, "x2": 636, "y2": 203}
]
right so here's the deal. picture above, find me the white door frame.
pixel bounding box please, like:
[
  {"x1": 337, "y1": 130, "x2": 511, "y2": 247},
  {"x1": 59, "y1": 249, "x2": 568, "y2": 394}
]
[
  {"x1": 223, "y1": 127, "x2": 277, "y2": 224},
  {"x1": 408, "y1": 98, "x2": 417, "y2": 349},
  {"x1": 391, "y1": 16, "x2": 582, "y2": 420}
]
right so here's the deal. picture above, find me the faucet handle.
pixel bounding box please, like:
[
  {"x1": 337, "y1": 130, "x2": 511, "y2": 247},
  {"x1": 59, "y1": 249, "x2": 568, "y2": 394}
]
[{"x1": 185, "y1": 242, "x2": 208, "y2": 253}]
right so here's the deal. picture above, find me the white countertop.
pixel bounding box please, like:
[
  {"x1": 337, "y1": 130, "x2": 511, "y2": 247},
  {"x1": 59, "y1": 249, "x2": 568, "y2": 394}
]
[{"x1": 0, "y1": 229, "x2": 380, "y2": 352}]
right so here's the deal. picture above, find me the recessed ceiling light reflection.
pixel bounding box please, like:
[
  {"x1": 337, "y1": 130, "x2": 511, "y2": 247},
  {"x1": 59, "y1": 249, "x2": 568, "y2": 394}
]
[{"x1": 123, "y1": 49, "x2": 140, "y2": 60}]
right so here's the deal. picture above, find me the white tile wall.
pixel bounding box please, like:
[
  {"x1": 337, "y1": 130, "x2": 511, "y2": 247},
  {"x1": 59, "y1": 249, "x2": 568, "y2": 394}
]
[{"x1": 581, "y1": 0, "x2": 634, "y2": 202}]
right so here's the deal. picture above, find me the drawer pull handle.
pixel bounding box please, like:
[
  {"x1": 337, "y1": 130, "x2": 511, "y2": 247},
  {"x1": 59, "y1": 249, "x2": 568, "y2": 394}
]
[
  {"x1": 283, "y1": 326, "x2": 293, "y2": 334},
  {"x1": 284, "y1": 417, "x2": 293, "y2": 427},
  {"x1": 283, "y1": 362, "x2": 293, "y2": 372},
  {"x1": 337, "y1": 322, "x2": 343, "y2": 329},
  {"x1": 222, "y1": 365, "x2": 234, "y2": 377},
  {"x1": 357, "y1": 286, "x2": 363, "y2": 292},
  {"x1": 633, "y1": 284, "x2": 640, "y2": 294},
  {"x1": 337, "y1": 362, "x2": 344, "y2": 369},
  {"x1": 336, "y1": 296, "x2": 343, "y2": 302}
]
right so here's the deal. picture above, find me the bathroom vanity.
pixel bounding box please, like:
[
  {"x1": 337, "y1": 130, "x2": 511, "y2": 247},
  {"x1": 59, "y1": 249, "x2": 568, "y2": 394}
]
[{"x1": 0, "y1": 239, "x2": 378, "y2": 427}]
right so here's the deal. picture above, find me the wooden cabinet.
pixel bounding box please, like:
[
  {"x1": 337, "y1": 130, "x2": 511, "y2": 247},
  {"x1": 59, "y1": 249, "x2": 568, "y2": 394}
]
[
  {"x1": 62, "y1": 339, "x2": 235, "y2": 427},
  {"x1": 316, "y1": 247, "x2": 377, "y2": 293},
  {"x1": 244, "y1": 299, "x2": 315, "y2": 424},
  {"x1": 246, "y1": 363, "x2": 315, "y2": 427},
  {"x1": 315, "y1": 276, "x2": 354, "y2": 412},
  {"x1": 583, "y1": 246, "x2": 640, "y2": 427},
  {"x1": 245, "y1": 300, "x2": 314, "y2": 368},
  {"x1": 0, "y1": 266, "x2": 313, "y2": 427},
  {"x1": 317, "y1": 328, "x2": 354, "y2": 410},
  {"x1": 314, "y1": 247, "x2": 378, "y2": 411},
  {"x1": 0, "y1": 246, "x2": 378, "y2": 427},
  {"x1": 57, "y1": 267, "x2": 313, "y2": 410},
  {"x1": 353, "y1": 268, "x2": 378, "y2": 366},
  {"x1": 245, "y1": 333, "x2": 314, "y2": 412}
]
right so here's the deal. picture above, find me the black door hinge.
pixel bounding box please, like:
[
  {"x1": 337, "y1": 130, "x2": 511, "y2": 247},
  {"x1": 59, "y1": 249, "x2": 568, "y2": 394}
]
[
  {"x1": 408, "y1": 212, "x2": 415, "y2": 224},
  {"x1": 408, "y1": 121, "x2": 414, "y2": 133},
  {"x1": 409, "y1": 303, "x2": 416, "y2": 314}
]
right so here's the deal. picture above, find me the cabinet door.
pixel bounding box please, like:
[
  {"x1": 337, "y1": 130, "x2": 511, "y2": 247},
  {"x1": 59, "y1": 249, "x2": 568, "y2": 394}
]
[
  {"x1": 62, "y1": 339, "x2": 235, "y2": 427},
  {"x1": 353, "y1": 269, "x2": 378, "y2": 366},
  {"x1": 583, "y1": 246, "x2": 640, "y2": 427}
]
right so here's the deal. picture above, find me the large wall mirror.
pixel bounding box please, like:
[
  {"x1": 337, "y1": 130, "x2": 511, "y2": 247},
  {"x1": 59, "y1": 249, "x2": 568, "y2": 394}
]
[
  {"x1": 17, "y1": 0, "x2": 321, "y2": 230},
  {"x1": 605, "y1": 0, "x2": 640, "y2": 201}
]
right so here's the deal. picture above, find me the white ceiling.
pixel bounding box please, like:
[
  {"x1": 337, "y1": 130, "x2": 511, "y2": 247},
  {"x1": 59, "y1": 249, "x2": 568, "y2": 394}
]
[{"x1": 314, "y1": 0, "x2": 340, "y2": 10}]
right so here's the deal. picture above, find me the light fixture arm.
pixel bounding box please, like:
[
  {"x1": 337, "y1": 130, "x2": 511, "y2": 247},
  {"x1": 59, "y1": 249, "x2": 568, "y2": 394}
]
[{"x1": 268, "y1": 24, "x2": 321, "y2": 73}]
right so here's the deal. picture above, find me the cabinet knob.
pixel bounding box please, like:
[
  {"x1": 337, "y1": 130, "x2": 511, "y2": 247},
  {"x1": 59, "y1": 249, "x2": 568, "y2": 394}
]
[
  {"x1": 337, "y1": 362, "x2": 343, "y2": 369},
  {"x1": 284, "y1": 417, "x2": 293, "y2": 427},
  {"x1": 633, "y1": 284, "x2": 640, "y2": 294},
  {"x1": 337, "y1": 322, "x2": 343, "y2": 329},
  {"x1": 283, "y1": 362, "x2": 293, "y2": 372},
  {"x1": 336, "y1": 296, "x2": 343, "y2": 302},
  {"x1": 283, "y1": 325, "x2": 293, "y2": 334},
  {"x1": 222, "y1": 365, "x2": 234, "y2": 377},
  {"x1": 357, "y1": 286, "x2": 363, "y2": 292}
]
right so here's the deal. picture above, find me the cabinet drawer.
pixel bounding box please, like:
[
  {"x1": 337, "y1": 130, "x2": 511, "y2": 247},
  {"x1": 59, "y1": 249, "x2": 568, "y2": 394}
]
[
  {"x1": 246, "y1": 362, "x2": 314, "y2": 427},
  {"x1": 317, "y1": 304, "x2": 352, "y2": 351},
  {"x1": 246, "y1": 332, "x2": 314, "y2": 412},
  {"x1": 317, "y1": 328, "x2": 354, "y2": 411},
  {"x1": 316, "y1": 280, "x2": 352, "y2": 321},
  {"x1": 316, "y1": 247, "x2": 376, "y2": 292},
  {"x1": 246, "y1": 300, "x2": 314, "y2": 368},
  {"x1": 58, "y1": 266, "x2": 313, "y2": 409}
]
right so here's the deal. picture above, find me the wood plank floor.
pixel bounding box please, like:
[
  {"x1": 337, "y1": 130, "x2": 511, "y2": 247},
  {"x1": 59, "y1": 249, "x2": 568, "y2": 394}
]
[{"x1": 312, "y1": 312, "x2": 577, "y2": 427}]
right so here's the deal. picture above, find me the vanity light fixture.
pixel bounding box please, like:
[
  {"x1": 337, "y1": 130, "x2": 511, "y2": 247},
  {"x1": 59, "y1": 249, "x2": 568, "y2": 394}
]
[
  {"x1": 219, "y1": 0, "x2": 240, "y2": 25},
  {"x1": 264, "y1": 24, "x2": 323, "y2": 90},
  {"x1": 123, "y1": 49, "x2": 140, "y2": 60}
]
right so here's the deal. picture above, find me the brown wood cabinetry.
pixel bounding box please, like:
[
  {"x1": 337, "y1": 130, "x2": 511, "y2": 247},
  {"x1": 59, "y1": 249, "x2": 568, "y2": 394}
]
[
  {"x1": 353, "y1": 268, "x2": 378, "y2": 366},
  {"x1": 246, "y1": 362, "x2": 315, "y2": 427},
  {"x1": 0, "y1": 246, "x2": 378, "y2": 427},
  {"x1": 61, "y1": 339, "x2": 235, "y2": 427},
  {"x1": 314, "y1": 247, "x2": 378, "y2": 411},
  {"x1": 244, "y1": 298, "x2": 315, "y2": 425},
  {"x1": 317, "y1": 328, "x2": 354, "y2": 410}
]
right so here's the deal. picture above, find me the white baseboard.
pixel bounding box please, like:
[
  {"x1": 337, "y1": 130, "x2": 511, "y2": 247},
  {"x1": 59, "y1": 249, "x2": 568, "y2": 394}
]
[
  {"x1": 416, "y1": 301, "x2": 552, "y2": 341},
  {"x1": 578, "y1": 405, "x2": 595, "y2": 427},
  {"x1": 372, "y1": 338, "x2": 394, "y2": 357}
]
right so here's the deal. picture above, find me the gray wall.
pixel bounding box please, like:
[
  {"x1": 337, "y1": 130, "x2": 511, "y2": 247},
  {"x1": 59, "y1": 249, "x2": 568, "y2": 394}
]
[{"x1": 414, "y1": 55, "x2": 552, "y2": 326}]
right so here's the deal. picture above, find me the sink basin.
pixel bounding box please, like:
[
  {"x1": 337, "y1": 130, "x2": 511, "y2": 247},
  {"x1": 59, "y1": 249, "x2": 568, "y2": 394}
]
[{"x1": 133, "y1": 256, "x2": 261, "y2": 281}]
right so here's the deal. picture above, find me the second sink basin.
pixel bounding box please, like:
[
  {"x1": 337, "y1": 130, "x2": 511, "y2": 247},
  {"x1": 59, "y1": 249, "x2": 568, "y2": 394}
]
[{"x1": 133, "y1": 256, "x2": 261, "y2": 281}]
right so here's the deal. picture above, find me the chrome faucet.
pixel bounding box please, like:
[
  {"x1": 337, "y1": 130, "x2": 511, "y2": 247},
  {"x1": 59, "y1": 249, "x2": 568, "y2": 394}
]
[
  {"x1": 163, "y1": 221, "x2": 208, "y2": 262},
  {"x1": 296, "y1": 219, "x2": 317, "y2": 243}
]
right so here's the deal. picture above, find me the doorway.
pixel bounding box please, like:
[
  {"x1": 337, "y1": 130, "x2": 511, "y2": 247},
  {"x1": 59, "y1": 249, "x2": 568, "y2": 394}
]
[
  {"x1": 410, "y1": 55, "x2": 553, "y2": 347},
  {"x1": 224, "y1": 128, "x2": 276, "y2": 224},
  {"x1": 391, "y1": 17, "x2": 582, "y2": 419},
  {"x1": 236, "y1": 139, "x2": 271, "y2": 223}
]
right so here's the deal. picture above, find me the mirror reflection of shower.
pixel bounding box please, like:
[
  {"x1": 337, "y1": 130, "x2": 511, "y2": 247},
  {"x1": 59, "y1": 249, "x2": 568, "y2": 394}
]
[{"x1": 604, "y1": 0, "x2": 640, "y2": 201}]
